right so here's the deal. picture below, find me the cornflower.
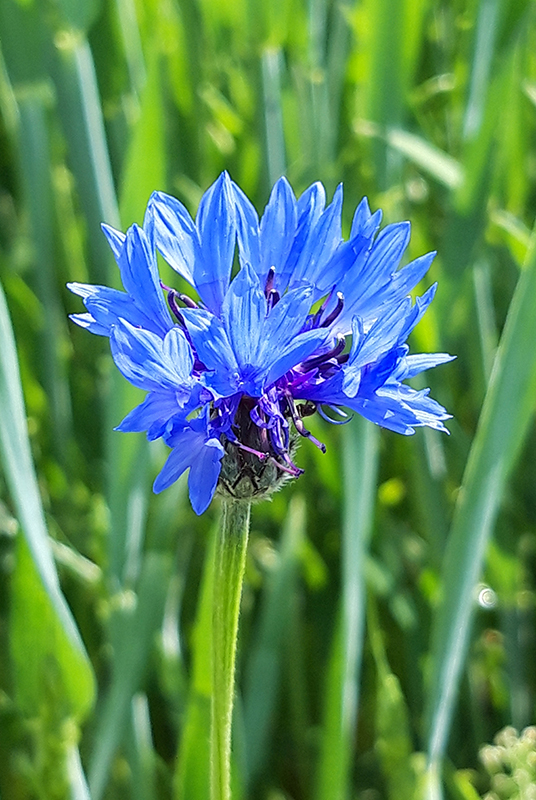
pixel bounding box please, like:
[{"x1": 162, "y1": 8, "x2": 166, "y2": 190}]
[{"x1": 69, "y1": 172, "x2": 453, "y2": 514}]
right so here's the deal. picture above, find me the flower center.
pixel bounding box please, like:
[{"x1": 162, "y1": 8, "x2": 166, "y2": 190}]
[{"x1": 161, "y1": 277, "x2": 354, "y2": 483}]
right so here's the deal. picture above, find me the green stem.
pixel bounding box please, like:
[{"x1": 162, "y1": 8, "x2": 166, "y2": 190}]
[{"x1": 211, "y1": 500, "x2": 251, "y2": 800}]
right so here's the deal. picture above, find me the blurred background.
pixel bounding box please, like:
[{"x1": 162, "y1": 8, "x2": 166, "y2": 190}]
[{"x1": 1, "y1": 0, "x2": 536, "y2": 798}]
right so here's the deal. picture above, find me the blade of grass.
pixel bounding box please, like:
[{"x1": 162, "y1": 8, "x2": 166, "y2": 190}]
[
  {"x1": 16, "y1": 91, "x2": 74, "y2": 462},
  {"x1": 52, "y1": 30, "x2": 120, "y2": 281},
  {"x1": 67, "y1": 746, "x2": 92, "y2": 800},
  {"x1": 119, "y1": 47, "x2": 165, "y2": 225},
  {"x1": 0, "y1": 280, "x2": 94, "y2": 689},
  {"x1": 51, "y1": 26, "x2": 153, "y2": 597},
  {"x1": 444, "y1": 25, "x2": 517, "y2": 278},
  {"x1": 368, "y1": 596, "x2": 418, "y2": 800},
  {"x1": 88, "y1": 551, "x2": 173, "y2": 800},
  {"x1": 115, "y1": 0, "x2": 146, "y2": 99},
  {"x1": 462, "y1": 0, "x2": 501, "y2": 141},
  {"x1": 316, "y1": 415, "x2": 379, "y2": 800},
  {"x1": 174, "y1": 527, "x2": 215, "y2": 800},
  {"x1": 325, "y1": 0, "x2": 354, "y2": 163},
  {"x1": 10, "y1": 532, "x2": 94, "y2": 720},
  {"x1": 261, "y1": 47, "x2": 286, "y2": 186},
  {"x1": 307, "y1": 0, "x2": 330, "y2": 172},
  {"x1": 126, "y1": 694, "x2": 157, "y2": 800},
  {"x1": 386, "y1": 128, "x2": 463, "y2": 190},
  {"x1": 243, "y1": 494, "x2": 306, "y2": 786},
  {"x1": 425, "y1": 223, "x2": 536, "y2": 793},
  {"x1": 472, "y1": 260, "x2": 498, "y2": 383},
  {"x1": 357, "y1": 0, "x2": 405, "y2": 189}
]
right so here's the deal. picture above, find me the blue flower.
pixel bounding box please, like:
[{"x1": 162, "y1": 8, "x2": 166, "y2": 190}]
[{"x1": 69, "y1": 172, "x2": 454, "y2": 515}]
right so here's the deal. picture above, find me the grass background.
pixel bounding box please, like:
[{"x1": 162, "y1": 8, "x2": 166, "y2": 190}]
[{"x1": 1, "y1": 0, "x2": 536, "y2": 797}]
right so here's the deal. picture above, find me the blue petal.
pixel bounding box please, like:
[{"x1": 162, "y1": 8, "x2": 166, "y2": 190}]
[
  {"x1": 222, "y1": 264, "x2": 267, "y2": 370},
  {"x1": 348, "y1": 299, "x2": 412, "y2": 372},
  {"x1": 180, "y1": 308, "x2": 241, "y2": 396},
  {"x1": 147, "y1": 190, "x2": 199, "y2": 286},
  {"x1": 69, "y1": 312, "x2": 109, "y2": 336},
  {"x1": 288, "y1": 184, "x2": 343, "y2": 290},
  {"x1": 153, "y1": 429, "x2": 196, "y2": 492},
  {"x1": 336, "y1": 231, "x2": 434, "y2": 333},
  {"x1": 362, "y1": 347, "x2": 404, "y2": 393},
  {"x1": 109, "y1": 321, "x2": 194, "y2": 392},
  {"x1": 393, "y1": 352, "x2": 456, "y2": 381},
  {"x1": 364, "y1": 221, "x2": 411, "y2": 283},
  {"x1": 341, "y1": 317, "x2": 365, "y2": 397},
  {"x1": 260, "y1": 286, "x2": 315, "y2": 357},
  {"x1": 297, "y1": 181, "x2": 326, "y2": 219},
  {"x1": 279, "y1": 182, "x2": 326, "y2": 290},
  {"x1": 163, "y1": 325, "x2": 196, "y2": 379},
  {"x1": 195, "y1": 172, "x2": 236, "y2": 314},
  {"x1": 101, "y1": 223, "x2": 126, "y2": 260},
  {"x1": 232, "y1": 181, "x2": 261, "y2": 272},
  {"x1": 259, "y1": 176, "x2": 297, "y2": 281},
  {"x1": 372, "y1": 252, "x2": 436, "y2": 316},
  {"x1": 115, "y1": 391, "x2": 187, "y2": 435},
  {"x1": 349, "y1": 393, "x2": 420, "y2": 435},
  {"x1": 265, "y1": 327, "x2": 332, "y2": 387},
  {"x1": 336, "y1": 223, "x2": 411, "y2": 326},
  {"x1": 117, "y1": 224, "x2": 173, "y2": 336},
  {"x1": 349, "y1": 197, "x2": 382, "y2": 240},
  {"x1": 373, "y1": 384, "x2": 451, "y2": 431},
  {"x1": 298, "y1": 370, "x2": 451, "y2": 434},
  {"x1": 188, "y1": 439, "x2": 225, "y2": 515},
  {"x1": 68, "y1": 282, "x2": 165, "y2": 336},
  {"x1": 153, "y1": 417, "x2": 224, "y2": 513},
  {"x1": 314, "y1": 232, "x2": 372, "y2": 298}
]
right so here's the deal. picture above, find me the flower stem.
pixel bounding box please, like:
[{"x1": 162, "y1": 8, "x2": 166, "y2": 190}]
[{"x1": 211, "y1": 499, "x2": 251, "y2": 800}]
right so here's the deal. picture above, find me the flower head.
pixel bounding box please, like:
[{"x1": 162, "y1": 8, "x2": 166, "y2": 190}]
[{"x1": 69, "y1": 172, "x2": 453, "y2": 514}]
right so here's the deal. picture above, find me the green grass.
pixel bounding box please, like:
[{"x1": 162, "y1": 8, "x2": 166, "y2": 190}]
[{"x1": 1, "y1": 0, "x2": 536, "y2": 798}]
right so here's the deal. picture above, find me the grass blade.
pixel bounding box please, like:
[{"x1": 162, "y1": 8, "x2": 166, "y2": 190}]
[
  {"x1": 88, "y1": 552, "x2": 173, "y2": 800},
  {"x1": 243, "y1": 495, "x2": 306, "y2": 786},
  {"x1": 261, "y1": 47, "x2": 286, "y2": 185},
  {"x1": 0, "y1": 280, "x2": 93, "y2": 678},
  {"x1": 174, "y1": 528, "x2": 215, "y2": 800},
  {"x1": 16, "y1": 92, "x2": 73, "y2": 462},
  {"x1": 119, "y1": 47, "x2": 165, "y2": 225},
  {"x1": 368, "y1": 597, "x2": 418, "y2": 799},
  {"x1": 52, "y1": 31, "x2": 120, "y2": 281},
  {"x1": 67, "y1": 746, "x2": 92, "y2": 800},
  {"x1": 316, "y1": 416, "x2": 379, "y2": 800},
  {"x1": 425, "y1": 224, "x2": 536, "y2": 789},
  {"x1": 10, "y1": 533, "x2": 94, "y2": 720}
]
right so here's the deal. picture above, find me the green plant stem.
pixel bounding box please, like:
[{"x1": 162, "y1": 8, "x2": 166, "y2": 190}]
[{"x1": 211, "y1": 500, "x2": 251, "y2": 800}]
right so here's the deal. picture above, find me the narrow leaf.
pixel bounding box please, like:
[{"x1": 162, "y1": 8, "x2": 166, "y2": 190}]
[
  {"x1": 425, "y1": 225, "x2": 536, "y2": 786},
  {"x1": 0, "y1": 280, "x2": 94, "y2": 715}
]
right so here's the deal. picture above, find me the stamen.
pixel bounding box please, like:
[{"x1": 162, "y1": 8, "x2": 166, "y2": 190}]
[
  {"x1": 285, "y1": 392, "x2": 326, "y2": 453},
  {"x1": 160, "y1": 281, "x2": 198, "y2": 317},
  {"x1": 250, "y1": 404, "x2": 271, "y2": 429},
  {"x1": 178, "y1": 293, "x2": 198, "y2": 309},
  {"x1": 167, "y1": 290, "x2": 183, "y2": 323},
  {"x1": 311, "y1": 287, "x2": 335, "y2": 328},
  {"x1": 321, "y1": 292, "x2": 344, "y2": 327},
  {"x1": 234, "y1": 442, "x2": 269, "y2": 461},
  {"x1": 267, "y1": 288, "x2": 280, "y2": 311},
  {"x1": 303, "y1": 335, "x2": 346, "y2": 369},
  {"x1": 269, "y1": 457, "x2": 304, "y2": 477},
  {"x1": 265, "y1": 266, "x2": 276, "y2": 296}
]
